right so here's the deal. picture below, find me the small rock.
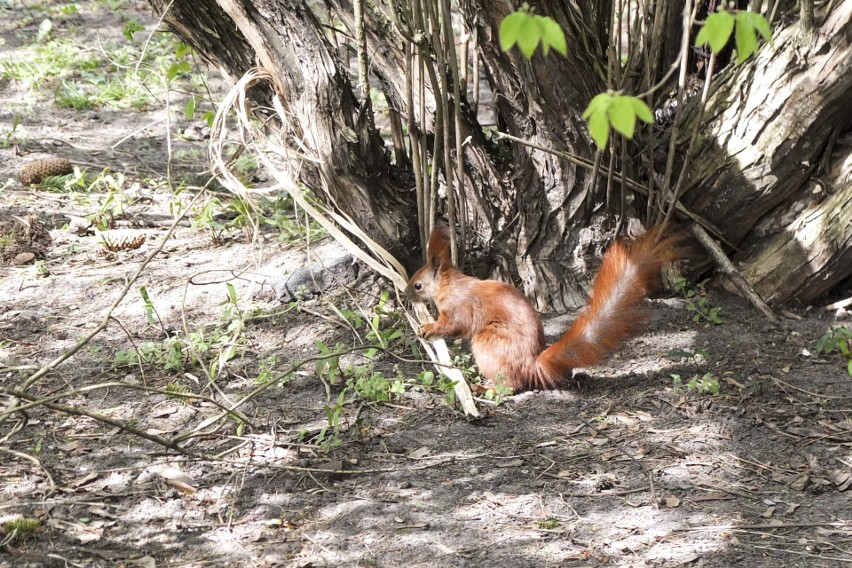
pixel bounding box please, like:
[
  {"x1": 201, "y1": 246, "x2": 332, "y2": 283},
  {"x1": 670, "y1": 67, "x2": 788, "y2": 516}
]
[
  {"x1": 67, "y1": 216, "x2": 94, "y2": 236},
  {"x1": 12, "y1": 252, "x2": 35, "y2": 265}
]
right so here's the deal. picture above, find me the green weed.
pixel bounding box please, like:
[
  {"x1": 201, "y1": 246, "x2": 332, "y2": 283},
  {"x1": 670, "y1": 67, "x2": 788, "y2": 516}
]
[
  {"x1": 255, "y1": 354, "x2": 293, "y2": 386},
  {"x1": 316, "y1": 390, "x2": 346, "y2": 449},
  {"x1": 1, "y1": 115, "x2": 21, "y2": 148},
  {"x1": 675, "y1": 278, "x2": 722, "y2": 324},
  {"x1": 113, "y1": 285, "x2": 247, "y2": 377},
  {"x1": 114, "y1": 338, "x2": 186, "y2": 371},
  {"x1": 164, "y1": 381, "x2": 190, "y2": 400},
  {"x1": 672, "y1": 372, "x2": 720, "y2": 396},
  {"x1": 2, "y1": 30, "x2": 207, "y2": 111},
  {"x1": 816, "y1": 326, "x2": 852, "y2": 376},
  {"x1": 191, "y1": 197, "x2": 227, "y2": 245},
  {"x1": 315, "y1": 341, "x2": 343, "y2": 385}
]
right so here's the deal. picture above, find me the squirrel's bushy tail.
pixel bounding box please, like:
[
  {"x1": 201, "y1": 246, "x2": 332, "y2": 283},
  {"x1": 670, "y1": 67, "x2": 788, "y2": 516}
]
[{"x1": 532, "y1": 226, "x2": 682, "y2": 389}]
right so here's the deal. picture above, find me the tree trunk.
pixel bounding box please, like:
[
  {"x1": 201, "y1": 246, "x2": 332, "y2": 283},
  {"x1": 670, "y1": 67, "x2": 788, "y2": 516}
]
[
  {"x1": 675, "y1": 5, "x2": 852, "y2": 303},
  {"x1": 734, "y1": 180, "x2": 852, "y2": 304},
  {"x1": 149, "y1": 0, "x2": 420, "y2": 267},
  {"x1": 149, "y1": 0, "x2": 852, "y2": 307}
]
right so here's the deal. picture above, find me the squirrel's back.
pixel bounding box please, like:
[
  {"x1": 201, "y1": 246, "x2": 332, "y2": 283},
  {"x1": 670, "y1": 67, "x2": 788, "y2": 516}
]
[{"x1": 466, "y1": 280, "x2": 546, "y2": 385}]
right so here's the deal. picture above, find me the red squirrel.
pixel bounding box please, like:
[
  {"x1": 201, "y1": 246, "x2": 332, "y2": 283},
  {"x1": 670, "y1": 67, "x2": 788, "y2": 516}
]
[{"x1": 406, "y1": 224, "x2": 682, "y2": 391}]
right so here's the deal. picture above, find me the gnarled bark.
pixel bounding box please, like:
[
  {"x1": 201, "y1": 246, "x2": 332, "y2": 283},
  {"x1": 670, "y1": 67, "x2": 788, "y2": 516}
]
[
  {"x1": 150, "y1": 0, "x2": 419, "y2": 266},
  {"x1": 677, "y1": 5, "x2": 852, "y2": 303},
  {"x1": 149, "y1": 0, "x2": 852, "y2": 307}
]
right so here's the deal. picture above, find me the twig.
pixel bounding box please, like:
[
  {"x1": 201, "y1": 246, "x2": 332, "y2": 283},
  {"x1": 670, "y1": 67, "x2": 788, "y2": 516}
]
[
  {"x1": 135, "y1": 0, "x2": 176, "y2": 75},
  {"x1": 823, "y1": 296, "x2": 852, "y2": 311},
  {"x1": 772, "y1": 376, "x2": 852, "y2": 401},
  {"x1": 492, "y1": 130, "x2": 732, "y2": 247},
  {"x1": 732, "y1": 454, "x2": 791, "y2": 477},
  {"x1": 658, "y1": 0, "x2": 697, "y2": 225},
  {"x1": 674, "y1": 520, "x2": 851, "y2": 532},
  {"x1": 690, "y1": 481, "x2": 760, "y2": 501},
  {"x1": 660, "y1": 50, "x2": 716, "y2": 233},
  {"x1": 302, "y1": 532, "x2": 336, "y2": 556},
  {"x1": 0, "y1": 383, "x2": 255, "y2": 427},
  {"x1": 174, "y1": 449, "x2": 490, "y2": 476},
  {"x1": 560, "y1": 485, "x2": 651, "y2": 498},
  {"x1": 110, "y1": 117, "x2": 168, "y2": 150},
  {"x1": 578, "y1": 415, "x2": 645, "y2": 472},
  {"x1": 0, "y1": 446, "x2": 56, "y2": 494},
  {"x1": 743, "y1": 545, "x2": 851, "y2": 563},
  {"x1": 6, "y1": 389, "x2": 184, "y2": 452},
  {"x1": 0, "y1": 409, "x2": 27, "y2": 444}
]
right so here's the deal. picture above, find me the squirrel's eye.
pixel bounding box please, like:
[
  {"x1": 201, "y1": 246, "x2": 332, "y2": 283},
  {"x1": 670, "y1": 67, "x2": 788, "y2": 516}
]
[{"x1": 414, "y1": 282, "x2": 423, "y2": 291}]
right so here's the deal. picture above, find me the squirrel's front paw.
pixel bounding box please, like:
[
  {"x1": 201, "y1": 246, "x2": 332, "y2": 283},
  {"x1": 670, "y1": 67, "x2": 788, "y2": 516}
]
[{"x1": 418, "y1": 323, "x2": 438, "y2": 339}]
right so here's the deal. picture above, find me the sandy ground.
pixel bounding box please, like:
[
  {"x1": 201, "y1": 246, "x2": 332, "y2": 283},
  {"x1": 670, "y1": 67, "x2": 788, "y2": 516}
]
[{"x1": 2, "y1": 2, "x2": 852, "y2": 567}]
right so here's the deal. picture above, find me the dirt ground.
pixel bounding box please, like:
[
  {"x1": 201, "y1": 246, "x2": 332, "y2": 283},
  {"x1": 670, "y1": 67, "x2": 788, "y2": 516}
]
[{"x1": 2, "y1": 2, "x2": 852, "y2": 567}]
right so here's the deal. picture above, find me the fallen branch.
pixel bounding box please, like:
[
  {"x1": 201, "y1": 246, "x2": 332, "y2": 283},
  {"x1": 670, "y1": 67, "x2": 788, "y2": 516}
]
[
  {"x1": 674, "y1": 520, "x2": 851, "y2": 532},
  {"x1": 690, "y1": 223, "x2": 777, "y2": 321}
]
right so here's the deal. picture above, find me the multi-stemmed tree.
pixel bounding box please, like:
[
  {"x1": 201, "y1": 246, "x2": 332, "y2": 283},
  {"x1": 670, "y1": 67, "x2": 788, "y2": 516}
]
[{"x1": 149, "y1": 0, "x2": 851, "y2": 309}]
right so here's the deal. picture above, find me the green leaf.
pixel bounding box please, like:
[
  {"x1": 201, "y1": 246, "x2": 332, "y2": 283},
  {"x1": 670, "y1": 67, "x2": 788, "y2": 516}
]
[
  {"x1": 166, "y1": 60, "x2": 191, "y2": 81},
  {"x1": 538, "y1": 22, "x2": 550, "y2": 55},
  {"x1": 122, "y1": 19, "x2": 144, "y2": 42},
  {"x1": 583, "y1": 93, "x2": 613, "y2": 149},
  {"x1": 739, "y1": 11, "x2": 772, "y2": 41},
  {"x1": 733, "y1": 11, "x2": 772, "y2": 62},
  {"x1": 582, "y1": 93, "x2": 611, "y2": 120},
  {"x1": 184, "y1": 96, "x2": 196, "y2": 120},
  {"x1": 587, "y1": 109, "x2": 610, "y2": 150},
  {"x1": 696, "y1": 11, "x2": 735, "y2": 53},
  {"x1": 499, "y1": 11, "x2": 527, "y2": 52},
  {"x1": 536, "y1": 16, "x2": 567, "y2": 56},
  {"x1": 516, "y1": 14, "x2": 541, "y2": 58},
  {"x1": 734, "y1": 16, "x2": 758, "y2": 62},
  {"x1": 609, "y1": 97, "x2": 636, "y2": 138},
  {"x1": 175, "y1": 42, "x2": 192, "y2": 58},
  {"x1": 166, "y1": 63, "x2": 179, "y2": 81},
  {"x1": 502, "y1": 11, "x2": 567, "y2": 59},
  {"x1": 629, "y1": 97, "x2": 653, "y2": 124}
]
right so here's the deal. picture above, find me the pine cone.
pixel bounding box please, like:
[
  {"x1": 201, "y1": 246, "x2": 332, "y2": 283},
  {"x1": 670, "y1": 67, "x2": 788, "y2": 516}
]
[
  {"x1": 18, "y1": 158, "x2": 73, "y2": 185},
  {"x1": 99, "y1": 230, "x2": 146, "y2": 252}
]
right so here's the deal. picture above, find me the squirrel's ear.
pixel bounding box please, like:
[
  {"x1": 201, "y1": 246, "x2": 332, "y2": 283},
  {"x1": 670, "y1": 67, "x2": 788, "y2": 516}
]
[{"x1": 427, "y1": 224, "x2": 452, "y2": 268}]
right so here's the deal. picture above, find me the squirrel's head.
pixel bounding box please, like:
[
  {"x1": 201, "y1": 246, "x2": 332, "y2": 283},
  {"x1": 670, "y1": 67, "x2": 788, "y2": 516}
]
[
  {"x1": 405, "y1": 224, "x2": 453, "y2": 302},
  {"x1": 405, "y1": 263, "x2": 441, "y2": 302}
]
